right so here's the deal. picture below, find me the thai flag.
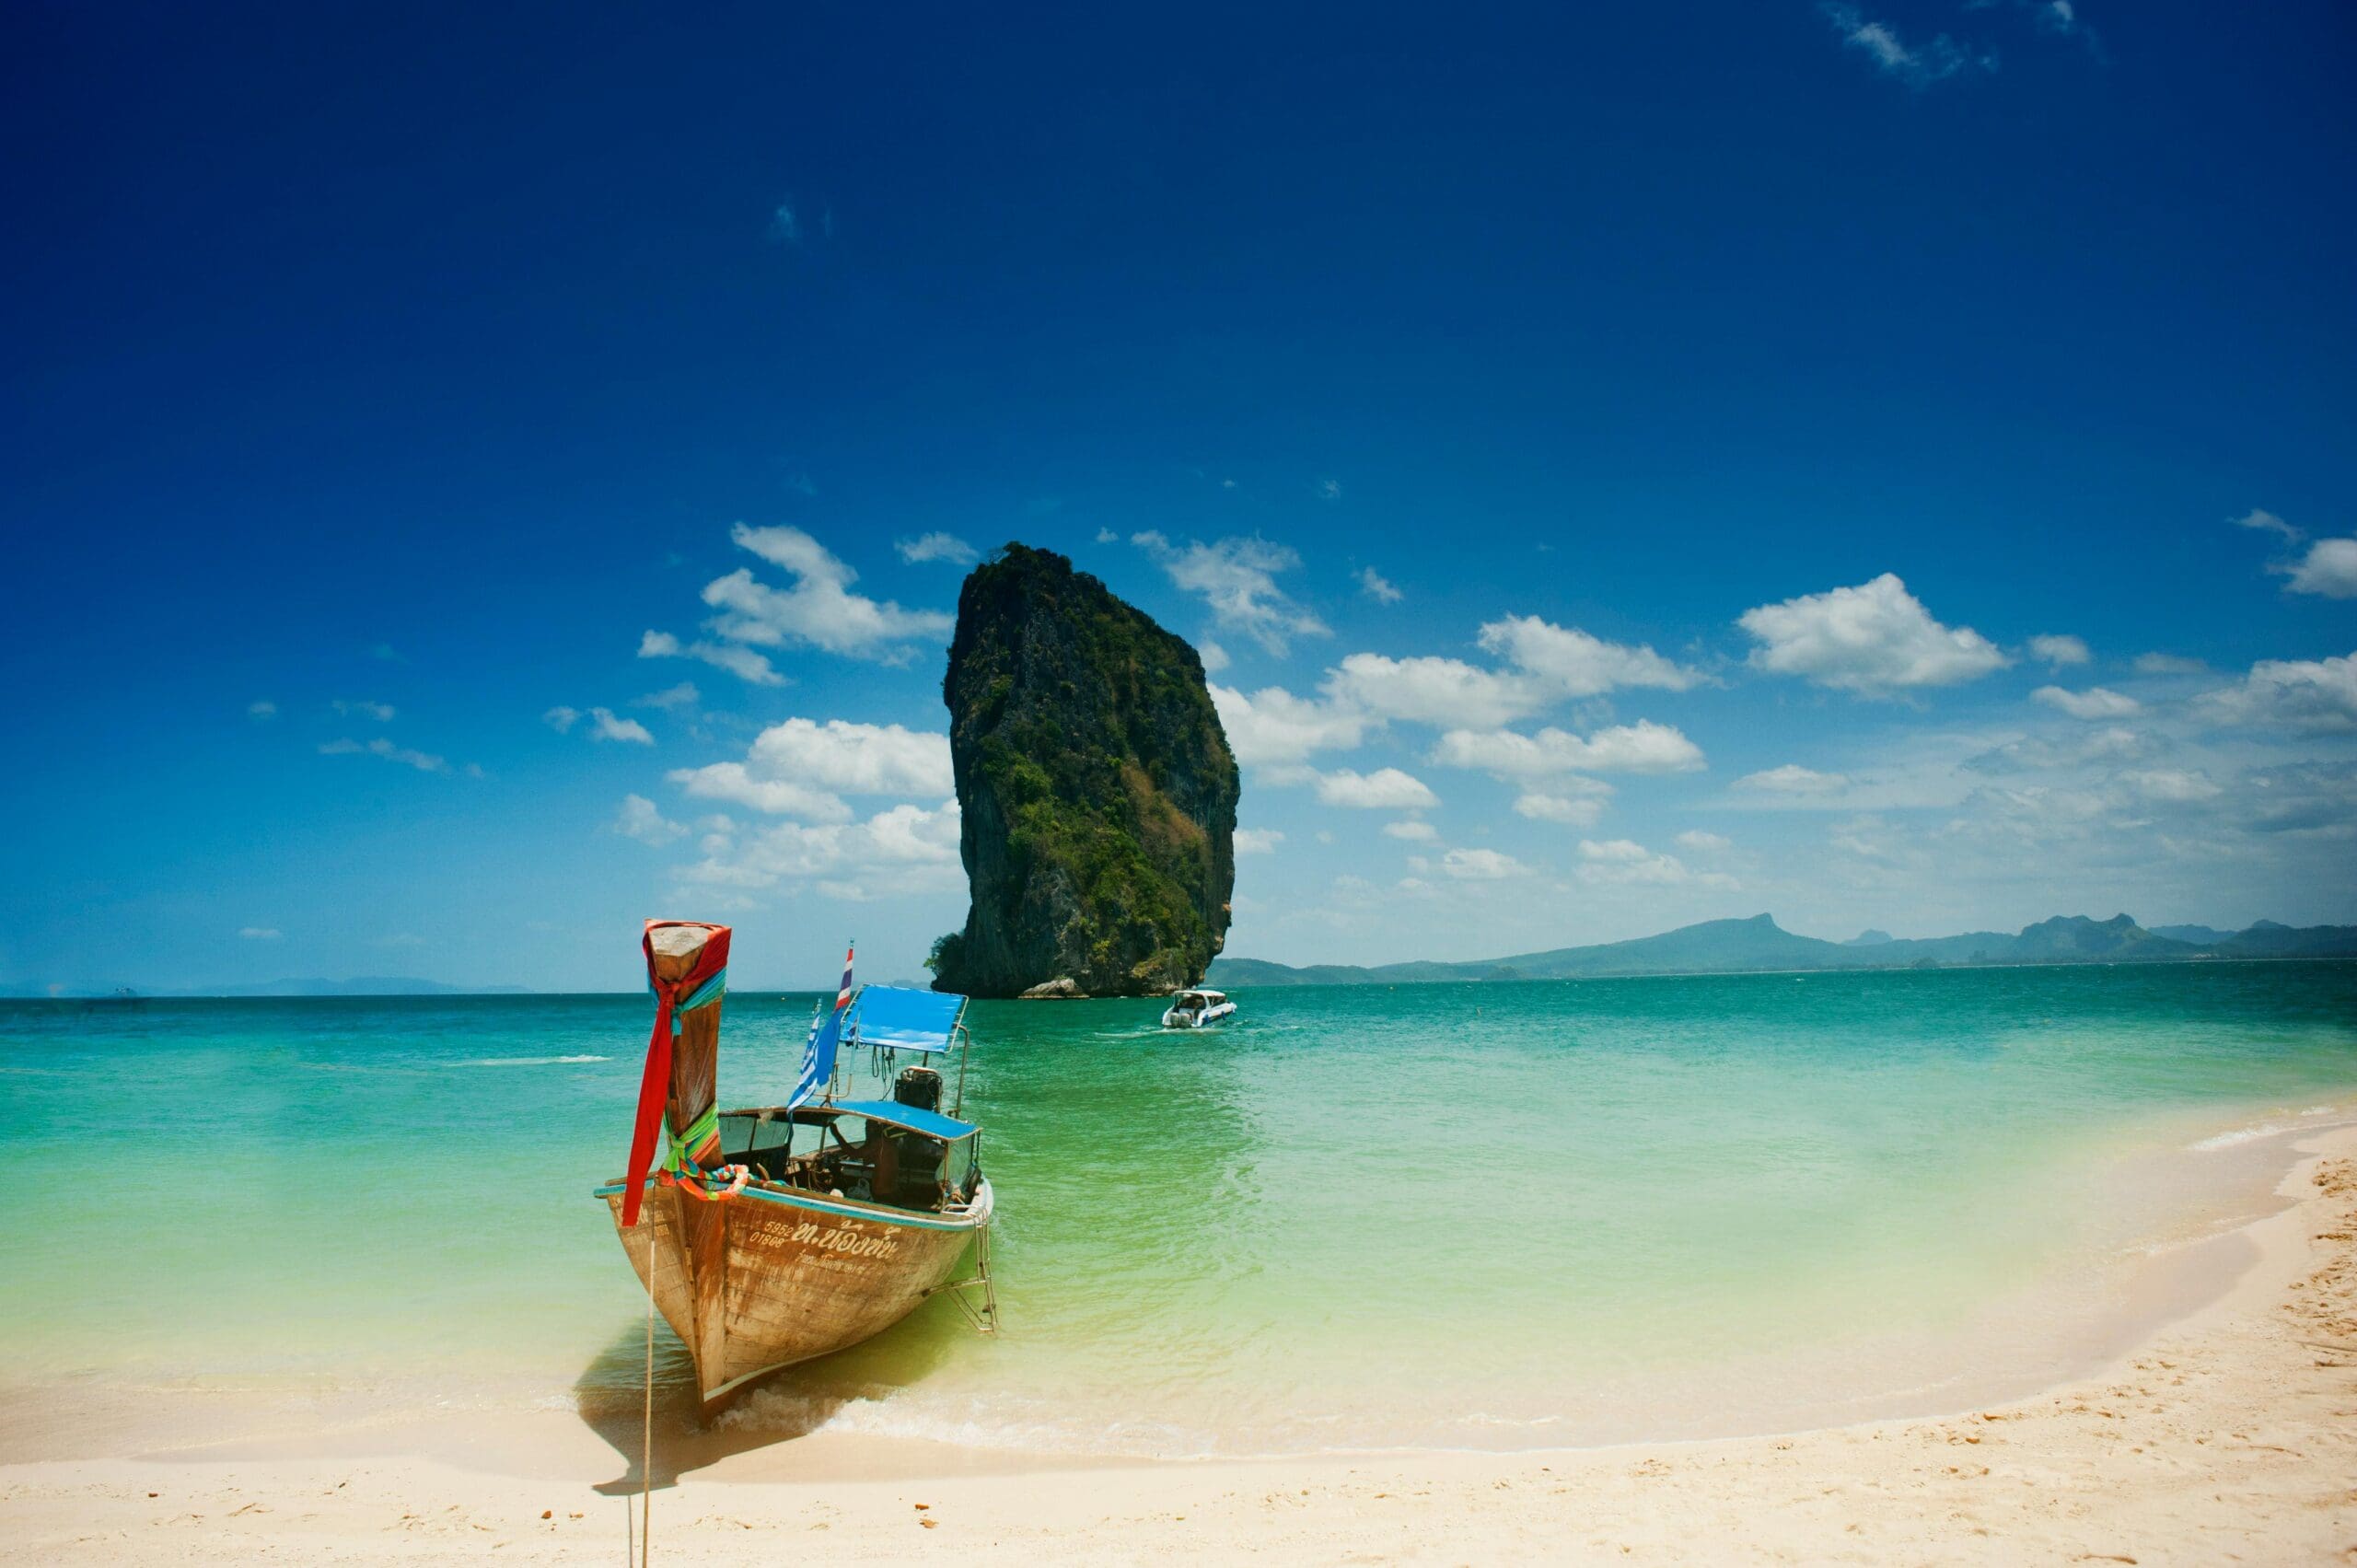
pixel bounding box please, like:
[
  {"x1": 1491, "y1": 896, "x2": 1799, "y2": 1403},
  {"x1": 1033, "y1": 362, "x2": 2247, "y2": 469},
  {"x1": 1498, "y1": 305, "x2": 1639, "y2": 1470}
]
[{"x1": 789, "y1": 943, "x2": 853, "y2": 1109}]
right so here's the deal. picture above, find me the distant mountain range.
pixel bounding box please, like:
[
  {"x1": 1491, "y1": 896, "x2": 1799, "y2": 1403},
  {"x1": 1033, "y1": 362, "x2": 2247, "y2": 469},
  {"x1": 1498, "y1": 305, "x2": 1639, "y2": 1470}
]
[
  {"x1": 1, "y1": 977, "x2": 533, "y2": 1000},
  {"x1": 1208, "y1": 913, "x2": 2357, "y2": 987}
]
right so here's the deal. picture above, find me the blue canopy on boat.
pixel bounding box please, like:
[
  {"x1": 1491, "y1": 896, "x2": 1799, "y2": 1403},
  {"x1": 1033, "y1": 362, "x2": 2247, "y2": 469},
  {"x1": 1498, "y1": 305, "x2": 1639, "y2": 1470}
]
[
  {"x1": 826, "y1": 1098, "x2": 979, "y2": 1142},
  {"x1": 845, "y1": 985, "x2": 966, "y2": 1054}
]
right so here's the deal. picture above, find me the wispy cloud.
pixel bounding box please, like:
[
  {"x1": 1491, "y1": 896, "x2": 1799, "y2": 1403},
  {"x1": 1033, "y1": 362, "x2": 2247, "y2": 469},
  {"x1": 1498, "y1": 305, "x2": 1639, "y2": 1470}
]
[
  {"x1": 2234, "y1": 507, "x2": 2302, "y2": 543},
  {"x1": 638, "y1": 630, "x2": 787, "y2": 687},
  {"x1": 633, "y1": 681, "x2": 700, "y2": 712},
  {"x1": 247, "y1": 700, "x2": 276, "y2": 721},
  {"x1": 894, "y1": 531, "x2": 980, "y2": 565},
  {"x1": 1357, "y1": 566, "x2": 1403, "y2": 604},
  {"x1": 1736, "y1": 763, "x2": 1851, "y2": 795},
  {"x1": 332, "y1": 699, "x2": 396, "y2": 722},
  {"x1": 2033, "y1": 685, "x2": 2140, "y2": 720},
  {"x1": 1132, "y1": 532, "x2": 1330, "y2": 656},
  {"x1": 613, "y1": 794, "x2": 687, "y2": 846},
  {"x1": 238, "y1": 926, "x2": 281, "y2": 940},
  {"x1": 2231, "y1": 507, "x2": 2357, "y2": 600},
  {"x1": 319, "y1": 737, "x2": 449, "y2": 772},
  {"x1": 586, "y1": 707, "x2": 654, "y2": 744},
  {"x1": 2028, "y1": 633, "x2": 2090, "y2": 668},
  {"x1": 1820, "y1": 3, "x2": 1996, "y2": 87},
  {"x1": 699, "y1": 524, "x2": 954, "y2": 665}
]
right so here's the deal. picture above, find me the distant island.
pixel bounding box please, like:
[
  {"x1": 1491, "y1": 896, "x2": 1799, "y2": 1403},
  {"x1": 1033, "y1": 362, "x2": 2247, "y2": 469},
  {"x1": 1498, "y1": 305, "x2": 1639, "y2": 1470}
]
[
  {"x1": 2, "y1": 977, "x2": 535, "y2": 1000},
  {"x1": 1210, "y1": 912, "x2": 2357, "y2": 987}
]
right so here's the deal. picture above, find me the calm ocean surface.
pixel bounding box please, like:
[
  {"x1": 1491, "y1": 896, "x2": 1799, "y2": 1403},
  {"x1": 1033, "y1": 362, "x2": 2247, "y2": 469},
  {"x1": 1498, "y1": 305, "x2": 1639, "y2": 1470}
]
[{"x1": 4, "y1": 963, "x2": 2354, "y2": 1457}]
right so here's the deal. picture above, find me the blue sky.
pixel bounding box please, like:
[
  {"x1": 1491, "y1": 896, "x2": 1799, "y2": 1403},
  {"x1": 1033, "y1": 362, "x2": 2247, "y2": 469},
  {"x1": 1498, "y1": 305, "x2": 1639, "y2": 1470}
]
[{"x1": 5, "y1": 2, "x2": 2353, "y2": 992}]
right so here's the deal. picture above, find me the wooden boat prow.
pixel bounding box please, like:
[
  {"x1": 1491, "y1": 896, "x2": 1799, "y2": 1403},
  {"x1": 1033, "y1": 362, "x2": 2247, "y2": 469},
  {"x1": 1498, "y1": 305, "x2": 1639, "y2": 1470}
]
[{"x1": 598, "y1": 926, "x2": 995, "y2": 1417}]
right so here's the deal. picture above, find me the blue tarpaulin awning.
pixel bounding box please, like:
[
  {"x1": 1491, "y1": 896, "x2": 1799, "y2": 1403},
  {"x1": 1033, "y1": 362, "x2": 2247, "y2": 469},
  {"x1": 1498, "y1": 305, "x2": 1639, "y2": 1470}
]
[
  {"x1": 845, "y1": 985, "x2": 966, "y2": 1054},
  {"x1": 825, "y1": 1098, "x2": 979, "y2": 1142}
]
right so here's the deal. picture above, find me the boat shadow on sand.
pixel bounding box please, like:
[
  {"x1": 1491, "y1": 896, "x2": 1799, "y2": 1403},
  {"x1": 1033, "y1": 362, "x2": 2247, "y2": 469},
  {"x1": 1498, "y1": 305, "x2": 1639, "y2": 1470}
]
[{"x1": 573, "y1": 1296, "x2": 970, "y2": 1492}]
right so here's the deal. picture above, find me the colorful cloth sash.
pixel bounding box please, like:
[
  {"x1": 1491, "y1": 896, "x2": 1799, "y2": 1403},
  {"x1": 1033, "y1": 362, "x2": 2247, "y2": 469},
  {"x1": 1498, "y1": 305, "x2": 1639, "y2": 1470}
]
[{"x1": 621, "y1": 921, "x2": 731, "y2": 1227}]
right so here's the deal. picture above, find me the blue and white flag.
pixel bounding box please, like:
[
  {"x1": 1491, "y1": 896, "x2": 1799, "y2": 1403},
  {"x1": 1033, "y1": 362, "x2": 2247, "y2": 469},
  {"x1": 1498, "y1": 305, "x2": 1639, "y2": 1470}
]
[{"x1": 788, "y1": 943, "x2": 854, "y2": 1109}]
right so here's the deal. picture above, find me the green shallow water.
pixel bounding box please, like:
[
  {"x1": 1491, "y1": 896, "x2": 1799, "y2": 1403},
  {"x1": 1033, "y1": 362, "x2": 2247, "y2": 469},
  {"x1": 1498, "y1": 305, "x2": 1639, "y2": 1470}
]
[{"x1": 3, "y1": 962, "x2": 2354, "y2": 1456}]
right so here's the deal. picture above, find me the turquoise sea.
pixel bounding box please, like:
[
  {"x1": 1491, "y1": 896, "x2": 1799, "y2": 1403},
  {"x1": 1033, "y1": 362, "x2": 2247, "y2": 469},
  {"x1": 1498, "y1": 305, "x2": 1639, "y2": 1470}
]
[{"x1": 3, "y1": 962, "x2": 2354, "y2": 1459}]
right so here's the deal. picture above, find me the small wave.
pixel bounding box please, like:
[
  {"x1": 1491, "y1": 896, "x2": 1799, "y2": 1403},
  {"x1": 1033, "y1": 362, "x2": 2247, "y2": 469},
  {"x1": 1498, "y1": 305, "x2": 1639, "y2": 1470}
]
[
  {"x1": 450, "y1": 1054, "x2": 610, "y2": 1067},
  {"x1": 2188, "y1": 1121, "x2": 2288, "y2": 1153}
]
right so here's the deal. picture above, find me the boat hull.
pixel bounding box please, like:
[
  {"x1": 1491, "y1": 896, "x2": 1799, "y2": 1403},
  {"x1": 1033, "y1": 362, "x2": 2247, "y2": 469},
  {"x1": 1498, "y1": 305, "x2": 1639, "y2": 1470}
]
[{"x1": 599, "y1": 1177, "x2": 991, "y2": 1413}]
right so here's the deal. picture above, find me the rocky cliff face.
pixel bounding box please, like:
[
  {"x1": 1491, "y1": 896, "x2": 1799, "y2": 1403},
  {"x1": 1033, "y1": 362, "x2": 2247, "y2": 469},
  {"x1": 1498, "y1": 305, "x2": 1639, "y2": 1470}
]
[{"x1": 930, "y1": 543, "x2": 1238, "y2": 999}]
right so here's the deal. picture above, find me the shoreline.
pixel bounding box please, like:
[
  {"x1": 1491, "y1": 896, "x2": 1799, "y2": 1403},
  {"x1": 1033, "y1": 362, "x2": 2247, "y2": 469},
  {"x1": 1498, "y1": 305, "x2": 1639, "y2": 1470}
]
[{"x1": 4, "y1": 1121, "x2": 2351, "y2": 1562}]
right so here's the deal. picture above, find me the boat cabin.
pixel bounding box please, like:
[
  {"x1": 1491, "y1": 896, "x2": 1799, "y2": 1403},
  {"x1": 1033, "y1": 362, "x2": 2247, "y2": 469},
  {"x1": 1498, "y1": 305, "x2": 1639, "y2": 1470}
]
[
  {"x1": 717, "y1": 983, "x2": 982, "y2": 1214},
  {"x1": 720, "y1": 1097, "x2": 981, "y2": 1212}
]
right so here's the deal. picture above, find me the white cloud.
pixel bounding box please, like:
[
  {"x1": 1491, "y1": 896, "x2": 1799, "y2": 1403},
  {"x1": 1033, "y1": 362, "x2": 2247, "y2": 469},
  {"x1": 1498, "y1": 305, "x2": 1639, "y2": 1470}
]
[
  {"x1": 1319, "y1": 478, "x2": 1343, "y2": 501},
  {"x1": 2032, "y1": 685, "x2": 2140, "y2": 720},
  {"x1": 543, "y1": 706, "x2": 580, "y2": 734},
  {"x1": 2199, "y1": 652, "x2": 2357, "y2": 733},
  {"x1": 319, "y1": 737, "x2": 448, "y2": 772},
  {"x1": 1433, "y1": 720, "x2": 1704, "y2": 778},
  {"x1": 238, "y1": 926, "x2": 281, "y2": 940},
  {"x1": 1094, "y1": 528, "x2": 1118, "y2": 544},
  {"x1": 677, "y1": 800, "x2": 964, "y2": 900},
  {"x1": 633, "y1": 681, "x2": 700, "y2": 712},
  {"x1": 588, "y1": 707, "x2": 655, "y2": 744},
  {"x1": 1820, "y1": 3, "x2": 1992, "y2": 87},
  {"x1": 2118, "y1": 769, "x2": 2223, "y2": 804},
  {"x1": 1440, "y1": 847, "x2": 1527, "y2": 880},
  {"x1": 247, "y1": 701, "x2": 276, "y2": 721},
  {"x1": 332, "y1": 699, "x2": 396, "y2": 722},
  {"x1": 1737, "y1": 574, "x2": 2008, "y2": 693},
  {"x1": 2285, "y1": 539, "x2": 2357, "y2": 599},
  {"x1": 1575, "y1": 838, "x2": 1734, "y2": 889},
  {"x1": 1675, "y1": 830, "x2": 1732, "y2": 853},
  {"x1": 639, "y1": 629, "x2": 786, "y2": 687},
  {"x1": 894, "y1": 531, "x2": 980, "y2": 565},
  {"x1": 1357, "y1": 566, "x2": 1402, "y2": 604},
  {"x1": 1311, "y1": 767, "x2": 1440, "y2": 809},
  {"x1": 667, "y1": 717, "x2": 955, "y2": 822},
  {"x1": 614, "y1": 794, "x2": 688, "y2": 845},
  {"x1": 1132, "y1": 532, "x2": 1329, "y2": 655},
  {"x1": 1234, "y1": 828, "x2": 1285, "y2": 855},
  {"x1": 1324, "y1": 653, "x2": 1531, "y2": 729},
  {"x1": 1198, "y1": 641, "x2": 1231, "y2": 674},
  {"x1": 702, "y1": 524, "x2": 955, "y2": 663},
  {"x1": 1736, "y1": 763, "x2": 1850, "y2": 795},
  {"x1": 1211, "y1": 684, "x2": 1373, "y2": 766},
  {"x1": 2133, "y1": 652, "x2": 2208, "y2": 677},
  {"x1": 1382, "y1": 819, "x2": 1439, "y2": 841},
  {"x1": 2028, "y1": 633, "x2": 2091, "y2": 668},
  {"x1": 1475, "y1": 615, "x2": 1703, "y2": 698},
  {"x1": 1514, "y1": 792, "x2": 1607, "y2": 828},
  {"x1": 2233, "y1": 507, "x2": 2302, "y2": 543}
]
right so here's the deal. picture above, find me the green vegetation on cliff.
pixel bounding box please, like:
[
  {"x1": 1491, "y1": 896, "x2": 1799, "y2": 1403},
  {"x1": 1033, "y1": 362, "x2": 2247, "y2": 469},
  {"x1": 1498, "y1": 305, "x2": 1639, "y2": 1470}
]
[{"x1": 931, "y1": 543, "x2": 1239, "y2": 998}]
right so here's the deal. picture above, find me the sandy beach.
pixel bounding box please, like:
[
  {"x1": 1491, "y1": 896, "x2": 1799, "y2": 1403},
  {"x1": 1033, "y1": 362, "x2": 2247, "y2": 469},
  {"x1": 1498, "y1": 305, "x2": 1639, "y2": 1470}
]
[{"x1": 3, "y1": 1123, "x2": 2349, "y2": 1566}]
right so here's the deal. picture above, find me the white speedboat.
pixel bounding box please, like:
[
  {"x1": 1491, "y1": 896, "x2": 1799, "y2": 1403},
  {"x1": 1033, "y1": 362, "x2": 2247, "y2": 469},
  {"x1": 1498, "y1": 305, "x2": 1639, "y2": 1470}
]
[{"x1": 1160, "y1": 988, "x2": 1236, "y2": 1028}]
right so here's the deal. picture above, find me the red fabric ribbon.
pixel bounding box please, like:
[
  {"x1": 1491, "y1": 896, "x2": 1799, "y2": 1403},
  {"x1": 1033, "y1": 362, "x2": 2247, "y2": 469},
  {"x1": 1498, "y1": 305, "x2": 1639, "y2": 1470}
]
[{"x1": 621, "y1": 920, "x2": 731, "y2": 1226}]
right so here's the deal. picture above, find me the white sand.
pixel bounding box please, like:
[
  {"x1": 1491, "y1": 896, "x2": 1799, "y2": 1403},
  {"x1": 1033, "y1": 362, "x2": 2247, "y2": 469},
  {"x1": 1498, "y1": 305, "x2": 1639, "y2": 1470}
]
[{"x1": 4, "y1": 1126, "x2": 2351, "y2": 1565}]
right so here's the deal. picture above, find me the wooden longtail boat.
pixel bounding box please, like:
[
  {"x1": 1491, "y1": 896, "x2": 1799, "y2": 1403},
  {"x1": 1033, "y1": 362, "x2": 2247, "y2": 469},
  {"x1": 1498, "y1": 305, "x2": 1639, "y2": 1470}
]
[{"x1": 596, "y1": 922, "x2": 996, "y2": 1417}]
